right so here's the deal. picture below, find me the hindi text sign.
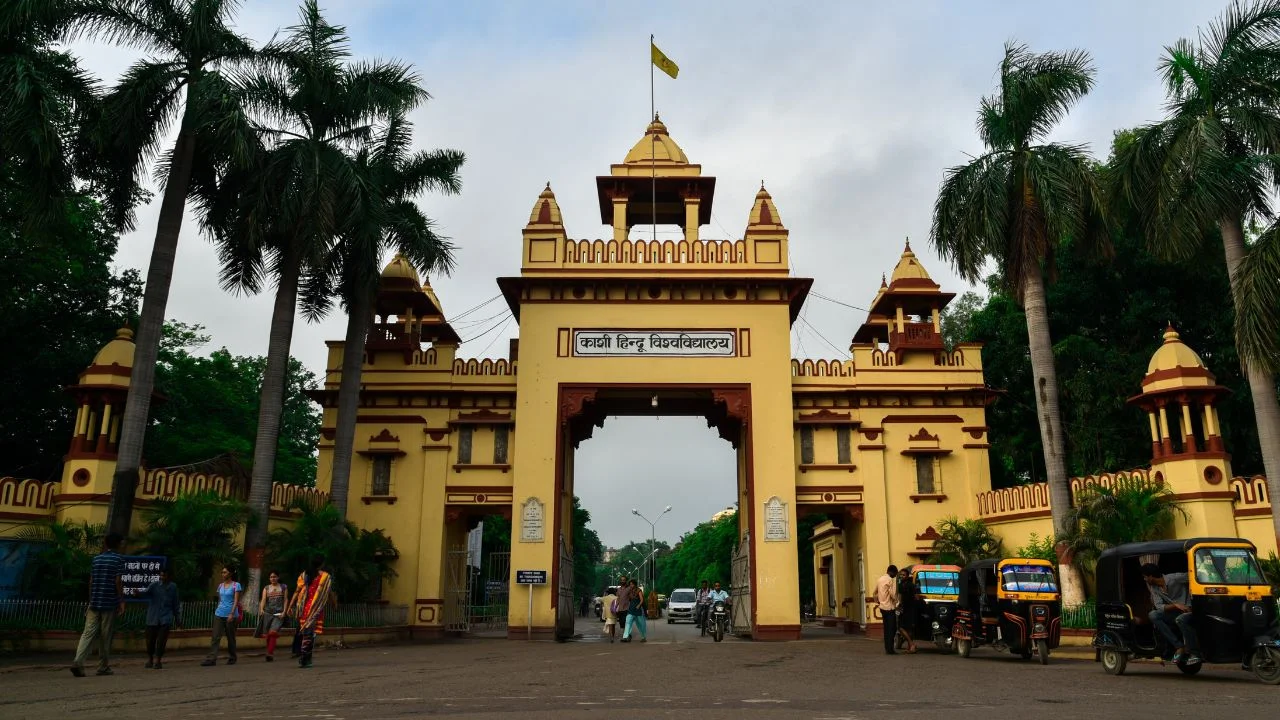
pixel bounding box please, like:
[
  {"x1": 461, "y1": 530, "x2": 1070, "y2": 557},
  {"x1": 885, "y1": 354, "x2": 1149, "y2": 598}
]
[
  {"x1": 763, "y1": 497, "x2": 789, "y2": 542},
  {"x1": 573, "y1": 330, "x2": 735, "y2": 357},
  {"x1": 121, "y1": 555, "x2": 167, "y2": 601}
]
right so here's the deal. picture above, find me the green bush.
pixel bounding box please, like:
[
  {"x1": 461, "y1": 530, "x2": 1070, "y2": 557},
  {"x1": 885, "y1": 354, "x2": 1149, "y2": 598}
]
[
  {"x1": 17, "y1": 521, "x2": 105, "y2": 601},
  {"x1": 265, "y1": 501, "x2": 396, "y2": 602},
  {"x1": 139, "y1": 490, "x2": 252, "y2": 600},
  {"x1": 1016, "y1": 533, "x2": 1058, "y2": 565}
]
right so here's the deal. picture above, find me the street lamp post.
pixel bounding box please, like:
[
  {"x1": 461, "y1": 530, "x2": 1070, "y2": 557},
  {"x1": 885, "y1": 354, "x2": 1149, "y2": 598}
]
[{"x1": 631, "y1": 505, "x2": 672, "y2": 595}]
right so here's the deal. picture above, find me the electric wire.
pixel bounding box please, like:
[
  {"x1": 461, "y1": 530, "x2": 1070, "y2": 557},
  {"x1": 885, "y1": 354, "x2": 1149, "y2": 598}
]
[
  {"x1": 461, "y1": 310, "x2": 513, "y2": 344},
  {"x1": 446, "y1": 293, "x2": 502, "y2": 323},
  {"x1": 473, "y1": 316, "x2": 514, "y2": 358}
]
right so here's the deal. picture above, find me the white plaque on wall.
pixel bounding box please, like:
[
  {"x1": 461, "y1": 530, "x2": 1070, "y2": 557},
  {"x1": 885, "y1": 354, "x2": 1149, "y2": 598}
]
[
  {"x1": 572, "y1": 330, "x2": 735, "y2": 357},
  {"x1": 520, "y1": 497, "x2": 545, "y2": 543},
  {"x1": 763, "y1": 496, "x2": 789, "y2": 542}
]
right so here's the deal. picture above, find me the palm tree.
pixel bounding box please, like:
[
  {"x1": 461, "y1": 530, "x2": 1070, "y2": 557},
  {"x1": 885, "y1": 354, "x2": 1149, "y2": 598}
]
[
  {"x1": 67, "y1": 0, "x2": 258, "y2": 538},
  {"x1": 1060, "y1": 482, "x2": 1187, "y2": 571},
  {"x1": 0, "y1": 0, "x2": 101, "y2": 228},
  {"x1": 930, "y1": 42, "x2": 1109, "y2": 603},
  {"x1": 265, "y1": 500, "x2": 397, "y2": 603},
  {"x1": 17, "y1": 520, "x2": 105, "y2": 601},
  {"x1": 213, "y1": 1, "x2": 428, "y2": 596},
  {"x1": 140, "y1": 489, "x2": 250, "y2": 600},
  {"x1": 325, "y1": 116, "x2": 463, "y2": 519},
  {"x1": 928, "y1": 516, "x2": 1003, "y2": 568},
  {"x1": 1114, "y1": 1, "x2": 1280, "y2": 554}
]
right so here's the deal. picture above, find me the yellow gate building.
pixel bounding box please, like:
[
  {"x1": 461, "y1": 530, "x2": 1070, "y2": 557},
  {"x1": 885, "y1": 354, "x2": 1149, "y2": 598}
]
[{"x1": 311, "y1": 118, "x2": 999, "y2": 640}]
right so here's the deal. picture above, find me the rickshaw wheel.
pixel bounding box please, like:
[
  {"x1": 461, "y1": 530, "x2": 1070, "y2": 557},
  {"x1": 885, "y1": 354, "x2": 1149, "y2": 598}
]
[
  {"x1": 957, "y1": 638, "x2": 971, "y2": 658},
  {"x1": 1036, "y1": 639, "x2": 1050, "y2": 665},
  {"x1": 1176, "y1": 658, "x2": 1202, "y2": 676},
  {"x1": 1100, "y1": 648, "x2": 1128, "y2": 676},
  {"x1": 1251, "y1": 647, "x2": 1280, "y2": 685}
]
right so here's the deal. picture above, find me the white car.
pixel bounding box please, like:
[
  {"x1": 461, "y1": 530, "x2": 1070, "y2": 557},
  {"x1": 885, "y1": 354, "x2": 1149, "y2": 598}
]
[{"x1": 666, "y1": 588, "x2": 697, "y2": 623}]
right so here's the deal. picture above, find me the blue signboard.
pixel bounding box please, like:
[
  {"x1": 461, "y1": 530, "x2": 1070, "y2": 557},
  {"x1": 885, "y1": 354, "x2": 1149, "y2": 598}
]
[
  {"x1": 515, "y1": 570, "x2": 547, "y2": 585},
  {"x1": 0, "y1": 540, "x2": 41, "y2": 599},
  {"x1": 121, "y1": 556, "x2": 167, "y2": 602}
]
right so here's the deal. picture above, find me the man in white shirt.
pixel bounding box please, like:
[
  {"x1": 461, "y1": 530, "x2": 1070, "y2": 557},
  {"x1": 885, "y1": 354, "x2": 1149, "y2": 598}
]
[{"x1": 875, "y1": 565, "x2": 900, "y2": 655}]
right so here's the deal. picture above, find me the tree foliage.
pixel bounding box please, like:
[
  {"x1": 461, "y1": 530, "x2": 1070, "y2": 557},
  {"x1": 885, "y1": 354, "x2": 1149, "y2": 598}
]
[
  {"x1": 0, "y1": 187, "x2": 141, "y2": 480},
  {"x1": 138, "y1": 489, "x2": 251, "y2": 600},
  {"x1": 929, "y1": 516, "x2": 1003, "y2": 567},
  {"x1": 16, "y1": 520, "x2": 105, "y2": 601},
  {"x1": 1060, "y1": 482, "x2": 1187, "y2": 570},
  {"x1": 264, "y1": 501, "x2": 397, "y2": 603},
  {"x1": 654, "y1": 514, "x2": 737, "y2": 594},
  {"x1": 145, "y1": 321, "x2": 321, "y2": 486}
]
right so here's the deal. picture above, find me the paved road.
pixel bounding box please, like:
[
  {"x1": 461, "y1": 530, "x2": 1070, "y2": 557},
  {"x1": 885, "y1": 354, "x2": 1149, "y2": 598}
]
[{"x1": 2, "y1": 619, "x2": 1277, "y2": 719}]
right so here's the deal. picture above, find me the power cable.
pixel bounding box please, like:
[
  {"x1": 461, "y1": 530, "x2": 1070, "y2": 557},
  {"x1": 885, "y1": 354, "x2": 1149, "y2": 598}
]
[
  {"x1": 461, "y1": 310, "x2": 513, "y2": 344},
  {"x1": 473, "y1": 316, "x2": 514, "y2": 358},
  {"x1": 447, "y1": 294, "x2": 502, "y2": 323}
]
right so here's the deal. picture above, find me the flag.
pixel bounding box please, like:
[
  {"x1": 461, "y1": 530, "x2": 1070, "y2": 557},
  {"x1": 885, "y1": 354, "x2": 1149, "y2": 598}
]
[{"x1": 651, "y1": 41, "x2": 679, "y2": 79}]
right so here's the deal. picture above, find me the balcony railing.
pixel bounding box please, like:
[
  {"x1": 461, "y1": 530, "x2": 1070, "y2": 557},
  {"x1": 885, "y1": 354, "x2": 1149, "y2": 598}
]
[{"x1": 888, "y1": 322, "x2": 943, "y2": 353}]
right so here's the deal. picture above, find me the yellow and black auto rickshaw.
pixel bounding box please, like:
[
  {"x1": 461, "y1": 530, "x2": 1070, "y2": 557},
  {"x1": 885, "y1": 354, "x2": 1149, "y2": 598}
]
[
  {"x1": 952, "y1": 557, "x2": 1062, "y2": 664},
  {"x1": 1092, "y1": 537, "x2": 1280, "y2": 683},
  {"x1": 896, "y1": 564, "x2": 961, "y2": 652}
]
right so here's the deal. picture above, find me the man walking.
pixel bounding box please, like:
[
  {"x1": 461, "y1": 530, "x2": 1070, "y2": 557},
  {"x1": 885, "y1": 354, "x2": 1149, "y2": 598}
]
[
  {"x1": 70, "y1": 533, "x2": 126, "y2": 677},
  {"x1": 876, "y1": 564, "x2": 900, "y2": 655}
]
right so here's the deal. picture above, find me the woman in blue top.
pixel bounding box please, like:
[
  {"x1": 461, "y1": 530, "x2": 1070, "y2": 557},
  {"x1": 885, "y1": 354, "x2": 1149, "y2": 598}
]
[
  {"x1": 202, "y1": 565, "x2": 242, "y2": 666},
  {"x1": 142, "y1": 570, "x2": 181, "y2": 669}
]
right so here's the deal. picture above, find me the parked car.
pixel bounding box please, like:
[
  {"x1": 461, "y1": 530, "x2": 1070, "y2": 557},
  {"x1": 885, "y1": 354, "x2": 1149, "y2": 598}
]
[{"x1": 666, "y1": 588, "x2": 697, "y2": 624}]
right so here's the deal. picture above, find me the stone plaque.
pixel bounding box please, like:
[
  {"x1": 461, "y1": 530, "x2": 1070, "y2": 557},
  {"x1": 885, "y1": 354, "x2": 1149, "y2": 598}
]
[
  {"x1": 763, "y1": 496, "x2": 789, "y2": 542},
  {"x1": 520, "y1": 497, "x2": 545, "y2": 543},
  {"x1": 572, "y1": 330, "x2": 735, "y2": 357}
]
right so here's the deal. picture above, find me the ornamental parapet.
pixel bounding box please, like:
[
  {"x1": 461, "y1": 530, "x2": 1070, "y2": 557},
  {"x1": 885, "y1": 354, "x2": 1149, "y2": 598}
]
[
  {"x1": 452, "y1": 357, "x2": 517, "y2": 377},
  {"x1": 791, "y1": 358, "x2": 854, "y2": 378},
  {"x1": 976, "y1": 468, "x2": 1160, "y2": 523},
  {"x1": 0, "y1": 477, "x2": 59, "y2": 519},
  {"x1": 1232, "y1": 475, "x2": 1272, "y2": 516}
]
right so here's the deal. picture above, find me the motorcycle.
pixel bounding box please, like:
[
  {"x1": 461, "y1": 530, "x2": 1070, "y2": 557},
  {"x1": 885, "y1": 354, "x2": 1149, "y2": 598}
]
[{"x1": 709, "y1": 599, "x2": 730, "y2": 642}]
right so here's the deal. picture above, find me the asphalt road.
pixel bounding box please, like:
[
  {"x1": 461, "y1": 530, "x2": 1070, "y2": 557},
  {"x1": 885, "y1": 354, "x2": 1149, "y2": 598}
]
[{"x1": 2, "y1": 618, "x2": 1276, "y2": 719}]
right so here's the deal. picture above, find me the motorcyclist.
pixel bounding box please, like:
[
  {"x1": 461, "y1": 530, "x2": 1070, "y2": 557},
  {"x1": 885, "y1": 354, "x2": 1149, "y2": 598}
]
[
  {"x1": 694, "y1": 580, "x2": 711, "y2": 628},
  {"x1": 706, "y1": 582, "x2": 731, "y2": 634}
]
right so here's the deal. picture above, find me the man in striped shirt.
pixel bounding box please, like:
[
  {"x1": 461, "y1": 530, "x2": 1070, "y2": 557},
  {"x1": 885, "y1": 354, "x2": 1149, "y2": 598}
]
[{"x1": 70, "y1": 533, "x2": 125, "y2": 677}]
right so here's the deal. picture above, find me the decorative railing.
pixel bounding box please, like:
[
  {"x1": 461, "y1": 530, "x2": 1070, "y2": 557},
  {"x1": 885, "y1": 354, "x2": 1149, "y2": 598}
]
[
  {"x1": 1061, "y1": 603, "x2": 1096, "y2": 630},
  {"x1": 1231, "y1": 475, "x2": 1272, "y2": 515},
  {"x1": 0, "y1": 600, "x2": 408, "y2": 633},
  {"x1": 563, "y1": 237, "x2": 749, "y2": 265},
  {"x1": 791, "y1": 358, "x2": 853, "y2": 377},
  {"x1": 889, "y1": 323, "x2": 943, "y2": 352},
  {"x1": 0, "y1": 478, "x2": 59, "y2": 517},
  {"x1": 978, "y1": 468, "x2": 1161, "y2": 522},
  {"x1": 452, "y1": 358, "x2": 517, "y2": 377}
]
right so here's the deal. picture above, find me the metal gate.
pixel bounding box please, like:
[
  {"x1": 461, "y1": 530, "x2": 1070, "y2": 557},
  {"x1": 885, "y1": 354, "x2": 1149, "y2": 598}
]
[
  {"x1": 444, "y1": 546, "x2": 471, "y2": 632},
  {"x1": 473, "y1": 551, "x2": 510, "y2": 632},
  {"x1": 555, "y1": 535, "x2": 575, "y2": 640},
  {"x1": 731, "y1": 532, "x2": 752, "y2": 636}
]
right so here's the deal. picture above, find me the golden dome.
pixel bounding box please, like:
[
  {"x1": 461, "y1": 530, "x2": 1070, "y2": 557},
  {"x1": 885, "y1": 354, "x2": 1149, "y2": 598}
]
[
  {"x1": 527, "y1": 182, "x2": 563, "y2": 226},
  {"x1": 1146, "y1": 326, "x2": 1207, "y2": 375},
  {"x1": 623, "y1": 116, "x2": 689, "y2": 166},
  {"x1": 889, "y1": 238, "x2": 933, "y2": 283},
  {"x1": 381, "y1": 254, "x2": 420, "y2": 284},
  {"x1": 92, "y1": 327, "x2": 136, "y2": 368}
]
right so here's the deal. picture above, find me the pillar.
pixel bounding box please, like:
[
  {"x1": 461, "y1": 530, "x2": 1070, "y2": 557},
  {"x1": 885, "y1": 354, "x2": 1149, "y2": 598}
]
[
  {"x1": 683, "y1": 197, "x2": 700, "y2": 242},
  {"x1": 1181, "y1": 402, "x2": 1197, "y2": 453},
  {"x1": 611, "y1": 194, "x2": 628, "y2": 242},
  {"x1": 931, "y1": 307, "x2": 941, "y2": 333},
  {"x1": 95, "y1": 403, "x2": 113, "y2": 454},
  {"x1": 895, "y1": 306, "x2": 905, "y2": 334},
  {"x1": 1158, "y1": 405, "x2": 1174, "y2": 456}
]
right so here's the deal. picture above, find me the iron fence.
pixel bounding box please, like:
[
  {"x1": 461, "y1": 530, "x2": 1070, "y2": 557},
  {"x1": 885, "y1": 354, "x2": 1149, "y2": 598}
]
[
  {"x1": 1061, "y1": 603, "x2": 1096, "y2": 629},
  {"x1": 0, "y1": 600, "x2": 407, "y2": 633}
]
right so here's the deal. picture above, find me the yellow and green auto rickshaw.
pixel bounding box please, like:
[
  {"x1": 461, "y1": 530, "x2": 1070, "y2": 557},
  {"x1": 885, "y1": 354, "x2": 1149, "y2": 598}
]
[
  {"x1": 897, "y1": 564, "x2": 961, "y2": 652},
  {"x1": 952, "y1": 557, "x2": 1062, "y2": 664},
  {"x1": 1092, "y1": 537, "x2": 1280, "y2": 683}
]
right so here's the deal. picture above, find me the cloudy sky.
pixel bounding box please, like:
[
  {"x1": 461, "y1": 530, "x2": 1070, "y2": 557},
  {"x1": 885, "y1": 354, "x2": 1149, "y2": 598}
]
[{"x1": 72, "y1": 0, "x2": 1228, "y2": 548}]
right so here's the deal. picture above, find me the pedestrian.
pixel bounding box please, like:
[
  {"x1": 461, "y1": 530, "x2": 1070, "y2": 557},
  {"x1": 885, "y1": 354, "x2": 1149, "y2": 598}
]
[
  {"x1": 621, "y1": 578, "x2": 647, "y2": 643},
  {"x1": 896, "y1": 567, "x2": 918, "y2": 653},
  {"x1": 69, "y1": 532, "x2": 125, "y2": 677},
  {"x1": 580, "y1": 594, "x2": 590, "y2": 618},
  {"x1": 601, "y1": 586, "x2": 619, "y2": 642},
  {"x1": 201, "y1": 565, "x2": 242, "y2": 666},
  {"x1": 142, "y1": 569, "x2": 181, "y2": 669},
  {"x1": 254, "y1": 569, "x2": 290, "y2": 662},
  {"x1": 875, "y1": 564, "x2": 900, "y2": 655},
  {"x1": 292, "y1": 554, "x2": 333, "y2": 669}
]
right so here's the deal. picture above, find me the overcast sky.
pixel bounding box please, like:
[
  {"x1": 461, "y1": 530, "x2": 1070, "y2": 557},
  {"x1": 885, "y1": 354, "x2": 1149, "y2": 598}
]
[{"x1": 70, "y1": 0, "x2": 1228, "y2": 548}]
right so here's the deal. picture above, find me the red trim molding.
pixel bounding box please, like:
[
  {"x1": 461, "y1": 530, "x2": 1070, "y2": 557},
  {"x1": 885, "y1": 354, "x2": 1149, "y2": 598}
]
[{"x1": 752, "y1": 624, "x2": 802, "y2": 641}]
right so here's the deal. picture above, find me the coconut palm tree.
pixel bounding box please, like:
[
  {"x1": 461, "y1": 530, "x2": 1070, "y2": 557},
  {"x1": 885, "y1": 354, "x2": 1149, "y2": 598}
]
[
  {"x1": 140, "y1": 489, "x2": 250, "y2": 600},
  {"x1": 1060, "y1": 482, "x2": 1187, "y2": 570},
  {"x1": 211, "y1": 0, "x2": 428, "y2": 596},
  {"x1": 66, "y1": 0, "x2": 259, "y2": 538},
  {"x1": 930, "y1": 42, "x2": 1109, "y2": 603},
  {"x1": 1111, "y1": 0, "x2": 1280, "y2": 553},
  {"x1": 0, "y1": 0, "x2": 100, "y2": 228},
  {"x1": 324, "y1": 116, "x2": 463, "y2": 519}
]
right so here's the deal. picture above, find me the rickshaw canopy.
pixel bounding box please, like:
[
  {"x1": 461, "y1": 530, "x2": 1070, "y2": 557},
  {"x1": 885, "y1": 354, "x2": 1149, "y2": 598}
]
[{"x1": 1094, "y1": 537, "x2": 1256, "y2": 602}]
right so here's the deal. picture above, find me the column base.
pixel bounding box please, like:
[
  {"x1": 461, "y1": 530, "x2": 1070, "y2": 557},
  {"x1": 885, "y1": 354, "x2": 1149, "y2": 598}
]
[{"x1": 505, "y1": 626, "x2": 557, "y2": 641}]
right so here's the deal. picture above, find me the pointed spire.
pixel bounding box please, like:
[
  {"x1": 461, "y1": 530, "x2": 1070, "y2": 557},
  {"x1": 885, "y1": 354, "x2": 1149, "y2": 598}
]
[
  {"x1": 881, "y1": 273, "x2": 888, "y2": 288},
  {"x1": 904, "y1": 236, "x2": 912, "y2": 252},
  {"x1": 747, "y1": 182, "x2": 782, "y2": 229},
  {"x1": 1163, "y1": 323, "x2": 1181, "y2": 344},
  {"x1": 527, "y1": 182, "x2": 563, "y2": 227}
]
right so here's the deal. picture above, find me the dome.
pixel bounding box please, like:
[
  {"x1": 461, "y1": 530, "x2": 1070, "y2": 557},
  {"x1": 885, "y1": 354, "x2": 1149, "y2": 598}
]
[
  {"x1": 527, "y1": 182, "x2": 563, "y2": 226},
  {"x1": 889, "y1": 239, "x2": 932, "y2": 283},
  {"x1": 622, "y1": 116, "x2": 689, "y2": 166},
  {"x1": 381, "y1": 254, "x2": 420, "y2": 284},
  {"x1": 746, "y1": 184, "x2": 784, "y2": 228},
  {"x1": 1146, "y1": 326, "x2": 1207, "y2": 375},
  {"x1": 92, "y1": 327, "x2": 136, "y2": 368}
]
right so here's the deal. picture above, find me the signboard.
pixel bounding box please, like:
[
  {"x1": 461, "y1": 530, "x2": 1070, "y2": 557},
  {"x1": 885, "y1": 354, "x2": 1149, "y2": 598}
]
[
  {"x1": 520, "y1": 497, "x2": 545, "y2": 543},
  {"x1": 572, "y1": 330, "x2": 735, "y2": 357},
  {"x1": 121, "y1": 556, "x2": 167, "y2": 601},
  {"x1": 516, "y1": 570, "x2": 547, "y2": 585},
  {"x1": 763, "y1": 497, "x2": 790, "y2": 542}
]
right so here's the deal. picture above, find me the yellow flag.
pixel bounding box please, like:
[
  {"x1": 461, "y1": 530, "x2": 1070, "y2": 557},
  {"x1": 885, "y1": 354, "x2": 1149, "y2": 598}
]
[{"x1": 651, "y1": 41, "x2": 679, "y2": 79}]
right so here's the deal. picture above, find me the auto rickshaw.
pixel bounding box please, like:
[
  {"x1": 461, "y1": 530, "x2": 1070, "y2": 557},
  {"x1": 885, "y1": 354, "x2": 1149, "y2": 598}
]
[
  {"x1": 952, "y1": 557, "x2": 1062, "y2": 664},
  {"x1": 1092, "y1": 537, "x2": 1280, "y2": 684},
  {"x1": 896, "y1": 564, "x2": 961, "y2": 652}
]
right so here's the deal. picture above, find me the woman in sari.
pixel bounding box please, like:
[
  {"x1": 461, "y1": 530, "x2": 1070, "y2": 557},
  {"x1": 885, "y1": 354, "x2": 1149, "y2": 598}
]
[{"x1": 290, "y1": 555, "x2": 332, "y2": 668}]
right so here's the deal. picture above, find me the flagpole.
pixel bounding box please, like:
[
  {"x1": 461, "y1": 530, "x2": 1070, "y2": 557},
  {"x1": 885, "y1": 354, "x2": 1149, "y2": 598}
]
[{"x1": 650, "y1": 34, "x2": 657, "y2": 242}]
